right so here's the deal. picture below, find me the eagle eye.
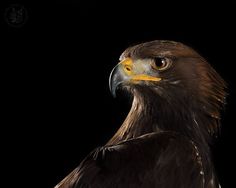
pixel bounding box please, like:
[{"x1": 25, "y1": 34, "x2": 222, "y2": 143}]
[{"x1": 152, "y1": 57, "x2": 171, "y2": 71}]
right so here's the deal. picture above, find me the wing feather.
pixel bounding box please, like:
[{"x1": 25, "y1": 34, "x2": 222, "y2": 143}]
[{"x1": 55, "y1": 132, "x2": 218, "y2": 188}]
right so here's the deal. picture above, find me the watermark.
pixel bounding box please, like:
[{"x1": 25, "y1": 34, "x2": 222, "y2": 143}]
[{"x1": 4, "y1": 4, "x2": 28, "y2": 28}]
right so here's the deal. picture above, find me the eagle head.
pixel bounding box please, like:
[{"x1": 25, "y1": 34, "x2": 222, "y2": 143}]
[{"x1": 109, "y1": 40, "x2": 227, "y2": 141}]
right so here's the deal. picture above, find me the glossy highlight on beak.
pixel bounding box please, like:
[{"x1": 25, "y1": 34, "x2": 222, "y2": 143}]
[{"x1": 109, "y1": 63, "x2": 124, "y2": 97}]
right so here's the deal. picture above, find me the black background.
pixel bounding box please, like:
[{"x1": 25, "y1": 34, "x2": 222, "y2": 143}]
[{"x1": 1, "y1": 1, "x2": 235, "y2": 188}]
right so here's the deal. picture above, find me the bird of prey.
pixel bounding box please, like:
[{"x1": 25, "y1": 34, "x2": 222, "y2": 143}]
[{"x1": 55, "y1": 40, "x2": 226, "y2": 188}]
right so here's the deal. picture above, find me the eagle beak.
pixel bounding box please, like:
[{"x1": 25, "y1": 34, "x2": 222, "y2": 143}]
[
  {"x1": 109, "y1": 63, "x2": 125, "y2": 97},
  {"x1": 109, "y1": 58, "x2": 161, "y2": 97}
]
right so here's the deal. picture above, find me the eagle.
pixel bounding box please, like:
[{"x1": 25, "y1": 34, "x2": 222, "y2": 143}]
[{"x1": 55, "y1": 40, "x2": 226, "y2": 188}]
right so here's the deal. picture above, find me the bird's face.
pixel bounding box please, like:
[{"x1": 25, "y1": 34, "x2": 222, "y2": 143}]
[
  {"x1": 109, "y1": 41, "x2": 202, "y2": 100},
  {"x1": 109, "y1": 56, "x2": 173, "y2": 97}
]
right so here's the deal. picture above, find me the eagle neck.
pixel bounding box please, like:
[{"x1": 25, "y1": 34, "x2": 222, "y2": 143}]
[
  {"x1": 107, "y1": 94, "x2": 160, "y2": 145},
  {"x1": 107, "y1": 91, "x2": 210, "y2": 151}
]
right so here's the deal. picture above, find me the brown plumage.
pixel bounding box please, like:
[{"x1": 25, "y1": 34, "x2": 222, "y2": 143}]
[{"x1": 55, "y1": 40, "x2": 227, "y2": 188}]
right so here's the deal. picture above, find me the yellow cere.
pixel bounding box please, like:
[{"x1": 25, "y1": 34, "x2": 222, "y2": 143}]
[{"x1": 121, "y1": 58, "x2": 133, "y2": 76}]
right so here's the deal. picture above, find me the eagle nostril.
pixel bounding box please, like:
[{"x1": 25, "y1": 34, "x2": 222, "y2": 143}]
[{"x1": 125, "y1": 65, "x2": 132, "y2": 72}]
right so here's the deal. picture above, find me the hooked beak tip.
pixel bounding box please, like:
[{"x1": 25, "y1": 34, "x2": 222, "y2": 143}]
[{"x1": 109, "y1": 65, "x2": 119, "y2": 98}]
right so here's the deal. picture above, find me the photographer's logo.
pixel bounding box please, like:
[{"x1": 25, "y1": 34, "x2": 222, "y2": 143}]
[{"x1": 4, "y1": 4, "x2": 28, "y2": 27}]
